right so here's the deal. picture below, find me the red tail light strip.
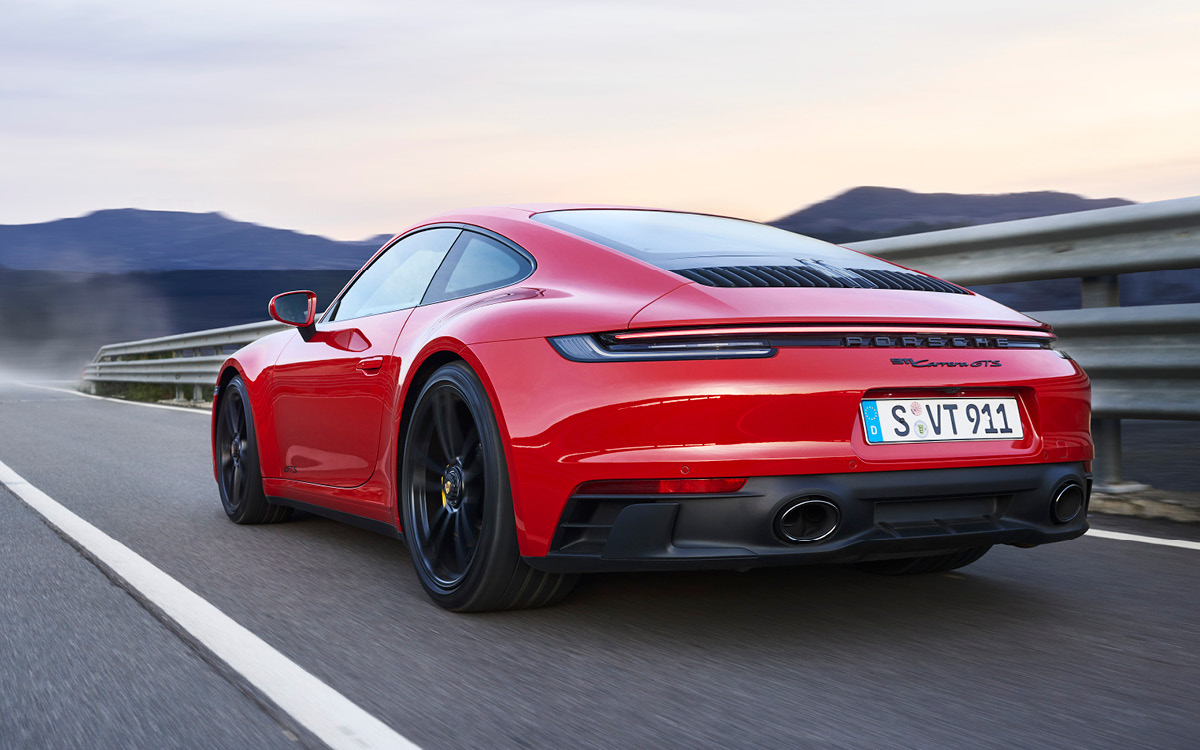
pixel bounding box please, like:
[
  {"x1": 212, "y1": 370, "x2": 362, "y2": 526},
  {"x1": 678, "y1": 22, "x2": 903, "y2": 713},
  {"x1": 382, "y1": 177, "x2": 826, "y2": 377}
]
[
  {"x1": 575, "y1": 478, "x2": 748, "y2": 495},
  {"x1": 613, "y1": 326, "x2": 1054, "y2": 341}
]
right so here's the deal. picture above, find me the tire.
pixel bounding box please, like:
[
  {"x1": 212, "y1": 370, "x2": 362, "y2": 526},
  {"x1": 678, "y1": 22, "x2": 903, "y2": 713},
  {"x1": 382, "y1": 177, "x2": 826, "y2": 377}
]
[
  {"x1": 855, "y1": 545, "x2": 992, "y2": 576},
  {"x1": 215, "y1": 376, "x2": 292, "y2": 525},
  {"x1": 400, "y1": 362, "x2": 576, "y2": 612}
]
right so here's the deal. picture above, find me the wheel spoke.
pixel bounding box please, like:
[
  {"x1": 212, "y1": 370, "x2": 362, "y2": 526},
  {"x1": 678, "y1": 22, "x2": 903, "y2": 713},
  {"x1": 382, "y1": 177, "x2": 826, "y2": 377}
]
[
  {"x1": 431, "y1": 391, "x2": 452, "y2": 460},
  {"x1": 427, "y1": 506, "x2": 451, "y2": 548},
  {"x1": 458, "y1": 426, "x2": 478, "y2": 464},
  {"x1": 453, "y1": 515, "x2": 470, "y2": 568},
  {"x1": 428, "y1": 514, "x2": 453, "y2": 573},
  {"x1": 420, "y1": 452, "x2": 445, "y2": 475},
  {"x1": 222, "y1": 395, "x2": 238, "y2": 434},
  {"x1": 434, "y1": 390, "x2": 465, "y2": 461},
  {"x1": 230, "y1": 464, "x2": 244, "y2": 507},
  {"x1": 229, "y1": 395, "x2": 241, "y2": 431},
  {"x1": 238, "y1": 459, "x2": 251, "y2": 495},
  {"x1": 460, "y1": 511, "x2": 479, "y2": 549},
  {"x1": 462, "y1": 460, "x2": 482, "y2": 484},
  {"x1": 443, "y1": 394, "x2": 465, "y2": 450}
]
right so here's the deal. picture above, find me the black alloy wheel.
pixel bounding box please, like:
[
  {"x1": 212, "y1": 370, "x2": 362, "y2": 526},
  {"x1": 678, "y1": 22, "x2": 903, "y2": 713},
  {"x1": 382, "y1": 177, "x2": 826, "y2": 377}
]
[
  {"x1": 401, "y1": 362, "x2": 576, "y2": 611},
  {"x1": 409, "y1": 381, "x2": 485, "y2": 588},
  {"x1": 215, "y1": 376, "x2": 291, "y2": 524}
]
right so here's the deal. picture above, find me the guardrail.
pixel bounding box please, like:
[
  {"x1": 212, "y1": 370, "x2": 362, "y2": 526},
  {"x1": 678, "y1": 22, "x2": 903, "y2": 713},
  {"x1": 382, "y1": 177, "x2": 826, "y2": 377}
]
[
  {"x1": 83, "y1": 320, "x2": 287, "y2": 400},
  {"x1": 850, "y1": 196, "x2": 1200, "y2": 491},
  {"x1": 849, "y1": 195, "x2": 1200, "y2": 286},
  {"x1": 84, "y1": 196, "x2": 1199, "y2": 491},
  {"x1": 1031, "y1": 304, "x2": 1200, "y2": 420}
]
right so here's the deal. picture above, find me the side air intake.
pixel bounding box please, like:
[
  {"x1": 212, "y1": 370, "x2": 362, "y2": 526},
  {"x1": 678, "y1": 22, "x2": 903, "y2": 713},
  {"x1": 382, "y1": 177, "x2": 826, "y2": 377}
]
[{"x1": 675, "y1": 263, "x2": 967, "y2": 294}]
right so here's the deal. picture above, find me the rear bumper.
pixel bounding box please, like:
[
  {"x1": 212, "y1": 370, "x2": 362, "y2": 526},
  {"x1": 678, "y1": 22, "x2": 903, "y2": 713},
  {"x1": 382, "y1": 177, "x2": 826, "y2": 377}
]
[{"x1": 524, "y1": 462, "x2": 1090, "y2": 573}]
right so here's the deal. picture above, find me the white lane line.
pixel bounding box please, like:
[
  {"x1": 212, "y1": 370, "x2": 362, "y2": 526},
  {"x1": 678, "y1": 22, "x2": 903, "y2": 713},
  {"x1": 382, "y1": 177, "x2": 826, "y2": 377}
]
[
  {"x1": 0, "y1": 458, "x2": 421, "y2": 750},
  {"x1": 1088, "y1": 528, "x2": 1200, "y2": 551},
  {"x1": 17, "y1": 383, "x2": 209, "y2": 415}
]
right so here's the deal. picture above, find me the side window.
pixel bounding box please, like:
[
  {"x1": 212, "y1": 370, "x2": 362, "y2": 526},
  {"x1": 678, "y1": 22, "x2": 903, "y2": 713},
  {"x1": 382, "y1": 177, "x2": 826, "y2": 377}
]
[
  {"x1": 423, "y1": 231, "x2": 533, "y2": 304},
  {"x1": 330, "y1": 228, "x2": 460, "y2": 321}
]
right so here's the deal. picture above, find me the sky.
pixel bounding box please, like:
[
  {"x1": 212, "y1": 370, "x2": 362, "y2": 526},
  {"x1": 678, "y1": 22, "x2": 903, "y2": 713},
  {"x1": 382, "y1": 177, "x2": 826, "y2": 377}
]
[{"x1": 2, "y1": 0, "x2": 1198, "y2": 240}]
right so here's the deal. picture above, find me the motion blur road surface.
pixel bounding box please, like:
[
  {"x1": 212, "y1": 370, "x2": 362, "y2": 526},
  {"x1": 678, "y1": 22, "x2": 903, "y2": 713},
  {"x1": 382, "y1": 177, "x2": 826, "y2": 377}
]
[{"x1": 1, "y1": 381, "x2": 1197, "y2": 749}]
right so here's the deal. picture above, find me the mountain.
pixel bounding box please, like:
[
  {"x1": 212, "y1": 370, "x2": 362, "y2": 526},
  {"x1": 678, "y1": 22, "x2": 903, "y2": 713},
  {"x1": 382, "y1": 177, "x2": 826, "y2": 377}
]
[
  {"x1": 0, "y1": 209, "x2": 386, "y2": 272},
  {"x1": 770, "y1": 186, "x2": 1135, "y2": 244},
  {"x1": 0, "y1": 191, "x2": 1138, "y2": 272}
]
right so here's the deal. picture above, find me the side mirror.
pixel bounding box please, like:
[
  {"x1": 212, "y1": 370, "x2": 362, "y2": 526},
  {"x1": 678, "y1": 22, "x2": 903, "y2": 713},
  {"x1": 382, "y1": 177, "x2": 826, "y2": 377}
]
[{"x1": 269, "y1": 290, "x2": 317, "y2": 340}]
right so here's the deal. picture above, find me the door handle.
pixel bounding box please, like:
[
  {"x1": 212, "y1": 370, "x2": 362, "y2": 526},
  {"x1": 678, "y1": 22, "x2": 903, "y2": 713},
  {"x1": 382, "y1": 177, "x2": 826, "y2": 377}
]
[{"x1": 356, "y1": 357, "x2": 384, "y2": 372}]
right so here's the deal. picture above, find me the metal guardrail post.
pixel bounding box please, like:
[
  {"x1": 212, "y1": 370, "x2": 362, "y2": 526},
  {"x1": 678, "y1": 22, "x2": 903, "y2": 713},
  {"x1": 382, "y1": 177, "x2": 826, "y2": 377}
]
[
  {"x1": 1081, "y1": 275, "x2": 1120, "y2": 308},
  {"x1": 1091, "y1": 419, "x2": 1147, "y2": 494},
  {"x1": 1079, "y1": 273, "x2": 1145, "y2": 493}
]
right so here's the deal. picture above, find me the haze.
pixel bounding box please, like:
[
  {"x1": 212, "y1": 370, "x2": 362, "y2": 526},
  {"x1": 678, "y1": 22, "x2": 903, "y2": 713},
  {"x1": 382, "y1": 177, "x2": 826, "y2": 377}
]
[{"x1": 2, "y1": 0, "x2": 1197, "y2": 240}]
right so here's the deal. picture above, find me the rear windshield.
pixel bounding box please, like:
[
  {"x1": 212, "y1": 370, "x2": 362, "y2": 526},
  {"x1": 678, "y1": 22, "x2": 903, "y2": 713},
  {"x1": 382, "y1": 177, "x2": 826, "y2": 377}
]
[{"x1": 532, "y1": 208, "x2": 894, "y2": 271}]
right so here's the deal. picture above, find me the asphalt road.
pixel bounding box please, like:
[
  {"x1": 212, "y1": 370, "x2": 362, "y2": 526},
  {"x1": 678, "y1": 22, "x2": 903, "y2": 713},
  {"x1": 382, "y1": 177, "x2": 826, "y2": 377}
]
[{"x1": 1, "y1": 381, "x2": 1198, "y2": 749}]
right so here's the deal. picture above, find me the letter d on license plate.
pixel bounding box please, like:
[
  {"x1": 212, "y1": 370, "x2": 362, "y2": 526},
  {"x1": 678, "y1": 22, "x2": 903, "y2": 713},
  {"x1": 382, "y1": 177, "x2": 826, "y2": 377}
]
[{"x1": 861, "y1": 397, "x2": 1024, "y2": 444}]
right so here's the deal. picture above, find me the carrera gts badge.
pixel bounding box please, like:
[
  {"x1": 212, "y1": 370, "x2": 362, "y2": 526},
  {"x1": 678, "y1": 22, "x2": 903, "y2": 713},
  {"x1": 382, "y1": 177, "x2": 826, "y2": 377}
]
[{"x1": 891, "y1": 357, "x2": 1001, "y2": 368}]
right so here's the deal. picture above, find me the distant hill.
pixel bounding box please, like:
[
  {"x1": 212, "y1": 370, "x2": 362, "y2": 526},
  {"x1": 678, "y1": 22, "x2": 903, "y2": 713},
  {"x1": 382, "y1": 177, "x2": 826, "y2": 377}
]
[
  {"x1": 0, "y1": 191, "x2": 1139, "y2": 271},
  {"x1": 0, "y1": 209, "x2": 387, "y2": 272},
  {"x1": 771, "y1": 186, "x2": 1134, "y2": 244}
]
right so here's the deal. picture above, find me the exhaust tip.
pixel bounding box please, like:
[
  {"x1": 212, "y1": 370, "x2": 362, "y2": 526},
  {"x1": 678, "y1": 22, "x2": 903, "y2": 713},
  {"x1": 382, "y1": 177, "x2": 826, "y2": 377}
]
[
  {"x1": 775, "y1": 497, "x2": 840, "y2": 543},
  {"x1": 1052, "y1": 482, "x2": 1085, "y2": 524}
]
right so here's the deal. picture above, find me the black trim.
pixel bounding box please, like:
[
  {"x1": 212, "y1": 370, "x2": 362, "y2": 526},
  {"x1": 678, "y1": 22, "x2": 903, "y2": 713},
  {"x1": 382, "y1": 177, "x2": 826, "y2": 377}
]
[
  {"x1": 527, "y1": 462, "x2": 1090, "y2": 573},
  {"x1": 676, "y1": 264, "x2": 968, "y2": 294},
  {"x1": 547, "y1": 329, "x2": 1049, "y2": 363},
  {"x1": 548, "y1": 334, "x2": 777, "y2": 362},
  {"x1": 267, "y1": 496, "x2": 403, "y2": 539}
]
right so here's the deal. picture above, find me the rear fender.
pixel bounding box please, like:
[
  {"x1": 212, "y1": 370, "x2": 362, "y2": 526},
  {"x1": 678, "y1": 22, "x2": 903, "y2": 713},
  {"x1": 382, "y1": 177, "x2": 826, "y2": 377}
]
[{"x1": 387, "y1": 338, "x2": 520, "y2": 536}]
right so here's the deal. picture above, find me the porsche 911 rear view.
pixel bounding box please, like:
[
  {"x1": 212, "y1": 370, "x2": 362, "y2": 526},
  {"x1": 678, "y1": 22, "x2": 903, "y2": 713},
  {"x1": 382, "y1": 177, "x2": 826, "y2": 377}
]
[{"x1": 213, "y1": 204, "x2": 1091, "y2": 611}]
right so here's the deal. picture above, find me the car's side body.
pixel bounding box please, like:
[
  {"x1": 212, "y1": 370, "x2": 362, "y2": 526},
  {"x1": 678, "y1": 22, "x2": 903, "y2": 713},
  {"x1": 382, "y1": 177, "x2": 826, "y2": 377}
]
[{"x1": 213, "y1": 204, "x2": 1091, "y2": 580}]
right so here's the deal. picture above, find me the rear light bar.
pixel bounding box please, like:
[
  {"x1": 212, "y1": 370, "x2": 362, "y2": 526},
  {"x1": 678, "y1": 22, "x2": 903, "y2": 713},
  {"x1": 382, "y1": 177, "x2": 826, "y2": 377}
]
[
  {"x1": 575, "y1": 478, "x2": 748, "y2": 495},
  {"x1": 549, "y1": 334, "x2": 775, "y2": 362},
  {"x1": 549, "y1": 324, "x2": 1053, "y2": 362},
  {"x1": 612, "y1": 325, "x2": 1055, "y2": 341}
]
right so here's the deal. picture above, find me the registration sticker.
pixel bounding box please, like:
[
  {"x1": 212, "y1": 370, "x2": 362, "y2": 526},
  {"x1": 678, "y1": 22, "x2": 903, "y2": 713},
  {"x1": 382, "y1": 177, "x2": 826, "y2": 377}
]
[{"x1": 861, "y1": 397, "x2": 1024, "y2": 444}]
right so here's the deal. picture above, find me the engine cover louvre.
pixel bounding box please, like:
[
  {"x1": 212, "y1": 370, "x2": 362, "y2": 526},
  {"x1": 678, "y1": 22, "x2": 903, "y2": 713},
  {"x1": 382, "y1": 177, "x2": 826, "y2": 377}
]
[{"x1": 674, "y1": 263, "x2": 968, "y2": 294}]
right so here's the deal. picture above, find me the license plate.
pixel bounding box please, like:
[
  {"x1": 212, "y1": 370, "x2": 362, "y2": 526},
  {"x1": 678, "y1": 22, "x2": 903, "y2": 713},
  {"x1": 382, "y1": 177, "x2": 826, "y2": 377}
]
[{"x1": 861, "y1": 397, "x2": 1024, "y2": 444}]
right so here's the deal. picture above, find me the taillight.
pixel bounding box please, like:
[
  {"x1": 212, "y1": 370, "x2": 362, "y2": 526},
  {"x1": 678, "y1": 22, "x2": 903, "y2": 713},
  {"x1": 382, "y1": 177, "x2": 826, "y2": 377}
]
[
  {"x1": 550, "y1": 325, "x2": 1053, "y2": 362},
  {"x1": 575, "y1": 478, "x2": 747, "y2": 495},
  {"x1": 548, "y1": 333, "x2": 775, "y2": 362}
]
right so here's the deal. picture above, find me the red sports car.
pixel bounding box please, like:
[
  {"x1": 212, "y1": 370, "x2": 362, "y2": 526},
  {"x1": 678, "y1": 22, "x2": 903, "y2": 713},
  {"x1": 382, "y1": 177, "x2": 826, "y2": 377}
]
[{"x1": 212, "y1": 205, "x2": 1092, "y2": 611}]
